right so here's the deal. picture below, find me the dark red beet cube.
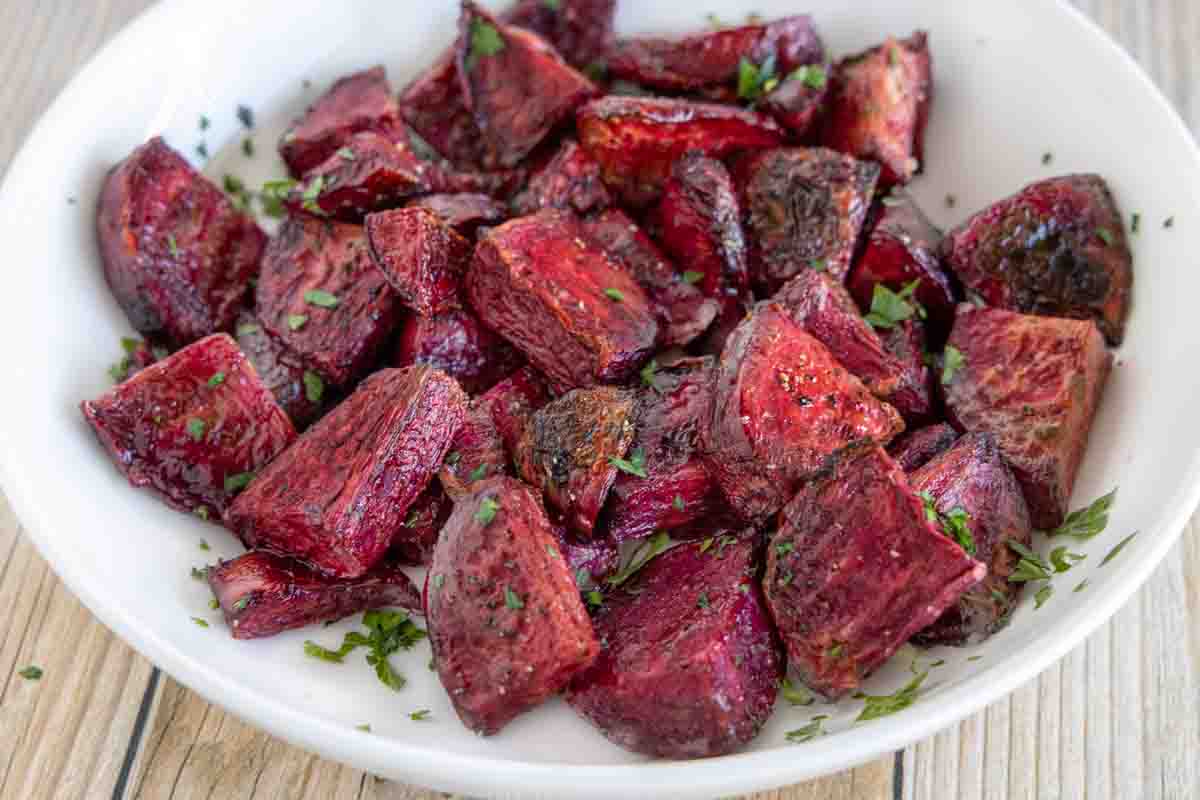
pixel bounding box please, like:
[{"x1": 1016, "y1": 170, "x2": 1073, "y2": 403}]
[
  {"x1": 97, "y1": 137, "x2": 265, "y2": 350},
  {"x1": 888, "y1": 422, "x2": 959, "y2": 472},
  {"x1": 233, "y1": 312, "x2": 325, "y2": 430},
  {"x1": 567, "y1": 538, "x2": 780, "y2": 758},
  {"x1": 911, "y1": 433, "x2": 1034, "y2": 645},
  {"x1": 820, "y1": 33, "x2": 932, "y2": 187},
  {"x1": 427, "y1": 477, "x2": 599, "y2": 735},
  {"x1": 511, "y1": 139, "x2": 612, "y2": 216},
  {"x1": 225, "y1": 366, "x2": 468, "y2": 578},
  {"x1": 366, "y1": 207, "x2": 471, "y2": 317},
  {"x1": 736, "y1": 147, "x2": 879, "y2": 290},
  {"x1": 399, "y1": 52, "x2": 488, "y2": 169},
  {"x1": 577, "y1": 96, "x2": 786, "y2": 208},
  {"x1": 943, "y1": 306, "x2": 1112, "y2": 529},
  {"x1": 208, "y1": 551, "x2": 421, "y2": 640},
  {"x1": 883, "y1": 318, "x2": 935, "y2": 423},
  {"x1": 467, "y1": 209, "x2": 659, "y2": 390},
  {"x1": 579, "y1": 209, "x2": 719, "y2": 349},
  {"x1": 82, "y1": 334, "x2": 296, "y2": 517},
  {"x1": 392, "y1": 307, "x2": 525, "y2": 396},
  {"x1": 765, "y1": 447, "x2": 985, "y2": 698},
  {"x1": 940, "y1": 175, "x2": 1132, "y2": 345},
  {"x1": 515, "y1": 386, "x2": 636, "y2": 538},
  {"x1": 389, "y1": 483, "x2": 453, "y2": 567},
  {"x1": 476, "y1": 365, "x2": 552, "y2": 456},
  {"x1": 279, "y1": 66, "x2": 406, "y2": 178},
  {"x1": 504, "y1": 0, "x2": 615, "y2": 72},
  {"x1": 703, "y1": 305, "x2": 904, "y2": 521},
  {"x1": 408, "y1": 193, "x2": 508, "y2": 237},
  {"x1": 439, "y1": 401, "x2": 509, "y2": 500},
  {"x1": 763, "y1": 62, "x2": 831, "y2": 138},
  {"x1": 256, "y1": 215, "x2": 401, "y2": 386}
]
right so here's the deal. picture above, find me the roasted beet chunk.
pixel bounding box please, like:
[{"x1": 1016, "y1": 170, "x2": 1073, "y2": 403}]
[
  {"x1": 82, "y1": 334, "x2": 296, "y2": 517},
  {"x1": 820, "y1": 33, "x2": 932, "y2": 187},
  {"x1": 737, "y1": 147, "x2": 879, "y2": 289},
  {"x1": 208, "y1": 551, "x2": 421, "y2": 640},
  {"x1": 226, "y1": 367, "x2": 467, "y2": 578},
  {"x1": 408, "y1": 193, "x2": 508, "y2": 237},
  {"x1": 427, "y1": 477, "x2": 599, "y2": 735},
  {"x1": 504, "y1": 0, "x2": 615, "y2": 72},
  {"x1": 577, "y1": 96, "x2": 785, "y2": 208},
  {"x1": 702, "y1": 305, "x2": 903, "y2": 522},
  {"x1": 763, "y1": 62, "x2": 831, "y2": 138},
  {"x1": 97, "y1": 138, "x2": 265, "y2": 349},
  {"x1": 439, "y1": 402, "x2": 509, "y2": 500},
  {"x1": 279, "y1": 66, "x2": 405, "y2": 177},
  {"x1": 476, "y1": 365, "x2": 552, "y2": 455},
  {"x1": 553, "y1": 519, "x2": 619, "y2": 586},
  {"x1": 366, "y1": 207, "x2": 470, "y2": 316},
  {"x1": 511, "y1": 139, "x2": 612, "y2": 216},
  {"x1": 943, "y1": 306, "x2": 1111, "y2": 529},
  {"x1": 606, "y1": 14, "x2": 822, "y2": 93},
  {"x1": 389, "y1": 483, "x2": 453, "y2": 566},
  {"x1": 911, "y1": 433, "x2": 1033, "y2": 645},
  {"x1": 457, "y1": 2, "x2": 598, "y2": 169},
  {"x1": 766, "y1": 447, "x2": 985, "y2": 698},
  {"x1": 884, "y1": 319, "x2": 935, "y2": 423},
  {"x1": 399, "y1": 53, "x2": 487, "y2": 169},
  {"x1": 940, "y1": 175, "x2": 1132, "y2": 345},
  {"x1": 580, "y1": 209, "x2": 719, "y2": 348},
  {"x1": 568, "y1": 538, "x2": 780, "y2": 758},
  {"x1": 467, "y1": 209, "x2": 659, "y2": 390},
  {"x1": 392, "y1": 307, "x2": 524, "y2": 396},
  {"x1": 256, "y1": 216, "x2": 401, "y2": 386},
  {"x1": 888, "y1": 422, "x2": 959, "y2": 472},
  {"x1": 602, "y1": 356, "x2": 730, "y2": 543},
  {"x1": 515, "y1": 386, "x2": 636, "y2": 538},
  {"x1": 233, "y1": 312, "x2": 324, "y2": 430}
]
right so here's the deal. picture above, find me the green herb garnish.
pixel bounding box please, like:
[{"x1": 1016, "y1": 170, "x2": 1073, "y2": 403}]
[
  {"x1": 1096, "y1": 227, "x2": 1115, "y2": 246},
  {"x1": 191, "y1": 617, "x2": 210, "y2": 628},
  {"x1": 681, "y1": 270, "x2": 704, "y2": 285},
  {"x1": 468, "y1": 464, "x2": 489, "y2": 481},
  {"x1": 223, "y1": 472, "x2": 255, "y2": 493},
  {"x1": 607, "y1": 531, "x2": 671, "y2": 587},
  {"x1": 1100, "y1": 531, "x2": 1138, "y2": 566},
  {"x1": 737, "y1": 54, "x2": 778, "y2": 102},
  {"x1": 1050, "y1": 488, "x2": 1116, "y2": 540},
  {"x1": 236, "y1": 104, "x2": 255, "y2": 129},
  {"x1": 260, "y1": 180, "x2": 297, "y2": 218},
  {"x1": 304, "y1": 289, "x2": 339, "y2": 308},
  {"x1": 207, "y1": 372, "x2": 226, "y2": 388},
  {"x1": 476, "y1": 496, "x2": 500, "y2": 525},
  {"x1": 785, "y1": 715, "x2": 828, "y2": 743},
  {"x1": 336, "y1": 147, "x2": 356, "y2": 161},
  {"x1": 300, "y1": 175, "x2": 326, "y2": 215},
  {"x1": 609, "y1": 448, "x2": 647, "y2": 478},
  {"x1": 673, "y1": 495, "x2": 686, "y2": 512},
  {"x1": 287, "y1": 314, "x2": 309, "y2": 331},
  {"x1": 1034, "y1": 583, "x2": 1054, "y2": 609},
  {"x1": 697, "y1": 592, "x2": 710, "y2": 609},
  {"x1": 1131, "y1": 213, "x2": 1141, "y2": 234},
  {"x1": 856, "y1": 670, "x2": 928, "y2": 722},
  {"x1": 504, "y1": 587, "x2": 525, "y2": 610},
  {"x1": 467, "y1": 18, "x2": 505, "y2": 71},
  {"x1": 780, "y1": 677, "x2": 814, "y2": 706},
  {"x1": 186, "y1": 418, "x2": 206, "y2": 441},
  {"x1": 305, "y1": 610, "x2": 426, "y2": 691},
  {"x1": 604, "y1": 287, "x2": 625, "y2": 302},
  {"x1": 789, "y1": 63, "x2": 827, "y2": 90},
  {"x1": 640, "y1": 359, "x2": 659, "y2": 391},
  {"x1": 303, "y1": 370, "x2": 324, "y2": 403},
  {"x1": 1049, "y1": 546, "x2": 1085, "y2": 573},
  {"x1": 167, "y1": 234, "x2": 179, "y2": 258},
  {"x1": 242, "y1": 138, "x2": 255, "y2": 158},
  {"x1": 941, "y1": 345, "x2": 965, "y2": 384},
  {"x1": 236, "y1": 322, "x2": 260, "y2": 337},
  {"x1": 865, "y1": 280, "x2": 923, "y2": 329},
  {"x1": 410, "y1": 709, "x2": 432, "y2": 721},
  {"x1": 356, "y1": 723, "x2": 372, "y2": 732}
]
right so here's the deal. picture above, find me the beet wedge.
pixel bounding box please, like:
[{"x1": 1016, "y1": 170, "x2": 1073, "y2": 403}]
[
  {"x1": 387, "y1": 482, "x2": 453, "y2": 567},
  {"x1": 366, "y1": 206, "x2": 471, "y2": 317},
  {"x1": 407, "y1": 193, "x2": 507, "y2": 237},
  {"x1": 439, "y1": 401, "x2": 509, "y2": 501},
  {"x1": 888, "y1": 422, "x2": 959, "y2": 473},
  {"x1": 233, "y1": 311, "x2": 325, "y2": 431},
  {"x1": 392, "y1": 307, "x2": 524, "y2": 396},
  {"x1": 476, "y1": 365, "x2": 552, "y2": 457},
  {"x1": 511, "y1": 139, "x2": 612, "y2": 216}
]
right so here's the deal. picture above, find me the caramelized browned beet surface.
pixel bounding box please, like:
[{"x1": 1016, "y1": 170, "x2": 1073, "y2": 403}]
[
  {"x1": 280, "y1": 66, "x2": 406, "y2": 177},
  {"x1": 233, "y1": 312, "x2": 325, "y2": 430},
  {"x1": 820, "y1": 33, "x2": 932, "y2": 187},
  {"x1": 406, "y1": 193, "x2": 508, "y2": 237},
  {"x1": 97, "y1": 138, "x2": 265, "y2": 350},
  {"x1": 889, "y1": 422, "x2": 959, "y2": 472},
  {"x1": 577, "y1": 96, "x2": 785, "y2": 208},
  {"x1": 765, "y1": 447, "x2": 985, "y2": 698},
  {"x1": 427, "y1": 477, "x2": 599, "y2": 735},
  {"x1": 476, "y1": 366, "x2": 552, "y2": 456},
  {"x1": 943, "y1": 306, "x2": 1111, "y2": 529},
  {"x1": 911, "y1": 433, "x2": 1033, "y2": 645},
  {"x1": 940, "y1": 174, "x2": 1132, "y2": 345},
  {"x1": 467, "y1": 209, "x2": 659, "y2": 390},
  {"x1": 366, "y1": 207, "x2": 471, "y2": 317},
  {"x1": 387, "y1": 482, "x2": 452, "y2": 567},
  {"x1": 83, "y1": 334, "x2": 296, "y2": 518},
  {"x1": 225, "y1": 366, "x2": 467, "y2": 578},
  {"x1": 511, "y1": 139, "x2": 612, "y2": 216},
  {"x1": 256, "y1": 215, "x2": 400, "y2": 387},
  {"x1": 702, "y1": 305, "x2": 904, "y2": 521},
  {"x1": 438, "y1": 402, "x2": 510, "y2": 500},
  {"x1": 208, "y1": 551, "x2": 422, "y2": 640},
  {"x1": 504, "y1": 0, "x2": 616, "y2": 72},
  {"x1": 392, "y1": 307, "x2": 525, "y2": 396},
  {"x1": 515, "y1": 386, "x2": 637, "y2": 538},
  {"x1": 737, "y1": 147, "x2": 879, "y2": 290},
  {"x1": 567, "y1": 538, "x2": 780, "y2": 758}
]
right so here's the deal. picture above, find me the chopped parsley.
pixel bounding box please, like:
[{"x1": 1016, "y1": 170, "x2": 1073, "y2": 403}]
[
  {"x1": 1007, "y1": 540, "x2": 1053, "y2": 583},
  {"x1": 186, "y1": 418, "x2": 206, "y2": 441},
  {"x1": 737, "y1": 54, "x2": 779, "y2": 102},
  {"x1": 191, "y1": 617, "x2": 210, "y2": 628},
  {"x1": 410, "y1": 709, "x2": 432, "y2": 721},
  {"x1": 336, "y1": 147, "x2": 356, "y2": 161},
  {"x1": 919, "y1": 493, "x2": 975, "y2": 556},
  {"x1": 945, "y1": 194, "x2": 957, "y2": 208},
  {"x1": 304, "y1": 289, "x2": 339, "y2": 308},
  {"x1": 304, "y1": 610, "x2": 426, "y2": 691},
  {"x1": 18, "y1": 665, "x2": 43, "y2": 680},
  {"x1": 640, "y1": 359, "x2": 660, "y2": 390},
  {"x1": 1164, "y1": 216, "x2": 1175, "y2": 229},
  {"x1": 1131, "y1": 212, "x2": 1142, "y2": 233},
  {"x1": 260, "y1": 180, "x2": 297, "y2": 218},
  {"x1": 776, "y1": 541, "x2": 795, "y2": 557},
  {"x1": 504, "y1": 587, "x2": 525, "y2": 610},
  {"x1": 242, "y1": 138, "x2": 255, "y2": 158},
  {"x1": 583, "y1": 60, "x2": 607, "y2": 82},
  {"x1": 1049, "y1": 488, "x2": 1116, "y2": 540},
  {"x1": 810, "y1": 258, "x2": 827, "y2": 272},
  {"x1": 223, "y1": 472, "x2": 255, "y2": 493},
  {"x1": 199, "y1": 115, "x2": 210, "y2": 131},
  {"x1": 468, "y1": 464, "x2": 489, "y2": 481},
  {"x1": 681, "y1": 270, "x2": 704, "y2": 285},
  {"x1": 194, "y1": 507, "x2": 210, "y2": 521},
  {"x1": 303, "y1": 370, "x2": 324, "y2": 403},
  {"x1": 287, "y1": 314, "x2": 309, "y2": 331},
  {"x1": 1048, "y1": 546, "x2": 1085, "y2": 573},
  {"x1": 433, "y1": 574, "x2": 445, "y2": 589},
  {"x1": 1034, "y1": 583, "x2": 1054, "y2": 609},
  {"x1": 1100, "y1": 531, "x2": 1138, "y2": 566},
  {"x1": 167, "y1": 234, "x2": 179, "y2": 258},
  {"x1": 585, "y1": 590, "x2": 604, "y2": 607},
  {"x1": 941, "y1": 345, "x2": 965, "y2": 384},
  {"x1": 789, "y1": 63, "x2": 827, "y2": 90},
  {"x1": 232, "y1": 597, "x2": 250, "y2": 612},
  {"x1": 1042, "y1": 152, "x2": 1053, "y2": 165},
  {"x1": 673, "y1": 494, "x2": 686, "y2": 512},
  {"x1": 607, "y1": 531, "x2": 671, "y2": 587},
  {"x1": 785, "y1": 715, "x2": 828, "y2": 743},
  {"x1": 236, "y1": 104, "x2": 255, "y2": 129},
  {"x1": 356, "y1": 723, "x2": 372, "y2": 732},
  {"x1": 780, "y1": 677, "x2": 814, "y2": 706},
  {"x1": 827, "y1": 642, "x2": 844, "y2": 660},
  {"x1": 466, "y1": 18, "x2": 505, "y2": 71},
  {"x1": 603, "y1": 287, "x2": 625, "y2": 302},
  {"x1": 856, "y1": 670, "x2": 927, "y2": 722},
  {"x1": 865, "y1": 280, "x2": 923, "y2": 329},
  {"x1": 196, "y1": 142, "x2": 209, "y2": 160},
  {"x1": 475, "y1": 496, "x2": 500, "y2": 525},
  {"x1": 545, "y1": 543, "x2": 560, "y2": 558},
  {"x1": 190, "y1": 566, "x2": 208, "y2": 581},
  {"x1": 609, "y1": 448, "x2": 648, "y2": 478},
  {"x1": 697, "y1": 592, "x2": 710, "y2": 609},
  {"x1": 1096, "y1": 227, "x2": 1115, "y2": 246},
  {"x1": 207, "y1": 372, "x2": 226, "y2": 388},
  {"x1": 300, "y1": 176, "x2": 327, "y2": 215},
  {"x1": 1074, "y1": 578, "x2": 1090, "y2": 593},
  {"x1": 445, "y1": 451, "x2": 462, "y2": 466}
]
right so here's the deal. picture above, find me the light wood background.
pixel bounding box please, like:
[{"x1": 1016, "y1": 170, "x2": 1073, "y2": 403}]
[{"x1": 1, "y1": 1, "x2": 1197, "y2": 798}]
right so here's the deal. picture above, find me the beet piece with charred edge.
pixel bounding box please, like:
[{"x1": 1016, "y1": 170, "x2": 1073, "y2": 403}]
[
  {"x1": 225, "y1": 366, "x2": 467, "y2": 578},
  {"x1": 762, "y1": 62, "x2": 831, "y2": 138},
  {"x1": 476, "y1": 366, "x2": 552, "y2": 457},
  {"x1": 602, "y1": 356, "x2": 732, "y2": 543},
  {"x1": 580, "y1": 209, "x2": 719, "y2": 348},
  {"x1": 606, "y1": 14, "x2": 822, "y2": 93},
  {"x1": 943, "y1": 306, "x2": 1112, "y2": 529},
  {"x1": 736, "y1": 147, "x2": 879, "y2": 290},
  {"x1": 504, "y1": 0, "x2": 615, "y2": 72},
  {"x1": 388, "y1": 483, "x2": 453, "y2": 567},
  {"x1": 82, "y1": 334, "x2": 296, "y2": 517},
  {"x1": 97, "y1": 138, "x2": 266, "y2": 350},
  {"x1": 234, "y1": 311, "x2": 324, "y2": 430},
  {"x1": 911, "y1": 433, "x2": 1033, "y2": 645},
  {"x1": 940, "y1": 175, "x2": 1132, "y2": 345},
  {"x1": 467, "y1": 209, "x2": 659, "y2": 390},
  {"x1": 279, "y1": 66, "x2": 406, "y2": 178},
  {"x1": 848, "y1": 189, "x2": 958, "y2": 342},
  {"x1": 888, "y1": 422, "x2": 959, "y2": 472},
  {"x1": 515, "y1": 386, "x2": 637, "y2": 538},
  {"x1": 702, "y1": 305, "x2": 904, "y2": 522},
  {"x1": 208, "y1": 551, "x2": 422, "y2": 640},
  {"x1": 439, "y1": 402, "x2": 509, "y2": 500},
  {"x1": 568, "y1": 537, "x2": 780, "y2": 758},
  {"x1": 820, "y1": 33, "x2": 932, "y2": 187},
  {"x1": 511, "y1": 139, "x2": 612, "y2": 216},
  {"x1": 427, "y1": 477, "x2": 599, "y2": 735},
  {"x1": 392, "y1": 307, "x2": 525, "y2": 396},
  {"x1": 407, "y1": 193, "x2": 508, "y2": 238},
  {"x1": 766, "y1": 447, "x2": 985, "y2": 698},
  {"x1": 883, "y1": 318, "x2": 936, "y2": 423},
  {"x1": 457, "y1": 2, "x2": 599, "y2": 169},
  {"x1": 366, "y1": 207, "x2": 471, "y2": 317},
  {"x1": 577, "y1": 96, "x2": 786, "y2": 208}
]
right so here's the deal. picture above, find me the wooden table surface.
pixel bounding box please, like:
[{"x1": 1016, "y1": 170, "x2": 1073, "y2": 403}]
[{"x1": 1, "y1": 1, "x2": 1197, "y2": 798}]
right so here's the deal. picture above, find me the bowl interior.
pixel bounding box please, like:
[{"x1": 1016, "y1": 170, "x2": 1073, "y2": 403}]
[{"x1": 1, "y1": 0, "x2": 1198, "y2": 797}]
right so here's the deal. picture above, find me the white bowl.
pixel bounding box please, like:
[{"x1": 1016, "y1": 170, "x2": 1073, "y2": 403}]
[{"x1": 1, "y1": 1, "x2": 1198, "y2": 797}]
